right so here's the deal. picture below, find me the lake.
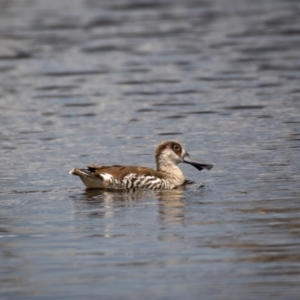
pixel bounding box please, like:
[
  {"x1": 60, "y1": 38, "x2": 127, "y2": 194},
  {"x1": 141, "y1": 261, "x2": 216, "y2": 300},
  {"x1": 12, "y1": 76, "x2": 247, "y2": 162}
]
[{"x1": 1, "y1": 0, "x2": 300, "y2": 299}]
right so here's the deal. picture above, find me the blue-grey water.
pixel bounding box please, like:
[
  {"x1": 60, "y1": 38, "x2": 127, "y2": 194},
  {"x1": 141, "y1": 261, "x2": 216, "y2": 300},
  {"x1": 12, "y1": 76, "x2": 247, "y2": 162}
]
[{"x1": 1, "y1": 0, "x2": 300, "y2": 299}]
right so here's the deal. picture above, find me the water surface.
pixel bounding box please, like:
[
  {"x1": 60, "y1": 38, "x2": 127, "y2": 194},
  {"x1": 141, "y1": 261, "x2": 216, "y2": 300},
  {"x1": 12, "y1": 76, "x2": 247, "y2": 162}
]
[{"x1": 1, "y1": 0, "x2": 300, "y2": 299}]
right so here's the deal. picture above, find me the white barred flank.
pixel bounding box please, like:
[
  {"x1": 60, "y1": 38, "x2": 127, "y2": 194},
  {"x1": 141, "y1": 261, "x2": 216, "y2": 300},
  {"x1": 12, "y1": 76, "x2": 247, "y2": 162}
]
[{"x1": 100, "y1": 173, "x2": 176, "y2": 190}]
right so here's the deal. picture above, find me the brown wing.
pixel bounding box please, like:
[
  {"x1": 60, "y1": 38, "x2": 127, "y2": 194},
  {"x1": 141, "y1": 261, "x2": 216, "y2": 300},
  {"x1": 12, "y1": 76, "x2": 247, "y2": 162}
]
[{"x1": 87, "y1": 165, "x2": 164, "y2": 180}]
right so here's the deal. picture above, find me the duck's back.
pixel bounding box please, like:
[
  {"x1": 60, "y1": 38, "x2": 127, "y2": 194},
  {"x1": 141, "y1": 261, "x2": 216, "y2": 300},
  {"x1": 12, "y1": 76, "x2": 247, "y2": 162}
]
[{"x1": 87, "y1": 165, "x2": 163, "y2": 179}]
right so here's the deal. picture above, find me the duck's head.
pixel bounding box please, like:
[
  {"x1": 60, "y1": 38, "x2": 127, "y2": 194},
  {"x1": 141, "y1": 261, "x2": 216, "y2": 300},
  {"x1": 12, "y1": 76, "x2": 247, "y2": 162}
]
[{"x1": 155, "y1": 140, "x2": 213, "y2": 171}]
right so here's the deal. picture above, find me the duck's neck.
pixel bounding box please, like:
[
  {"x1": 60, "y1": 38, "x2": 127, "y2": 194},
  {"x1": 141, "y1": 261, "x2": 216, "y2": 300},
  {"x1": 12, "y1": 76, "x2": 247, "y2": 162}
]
[{"x1": 156, "y1": 159, "x2": 185, "y2": 185}]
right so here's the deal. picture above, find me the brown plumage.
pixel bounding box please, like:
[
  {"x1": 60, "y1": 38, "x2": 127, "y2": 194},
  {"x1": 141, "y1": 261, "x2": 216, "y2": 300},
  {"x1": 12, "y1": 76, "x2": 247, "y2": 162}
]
[
  {"x1": 85, "y1": 165, "x2": 165, "y2": 180},
  {"x1": 70, "y1": 140, "x2": 212, "y2": 190}
]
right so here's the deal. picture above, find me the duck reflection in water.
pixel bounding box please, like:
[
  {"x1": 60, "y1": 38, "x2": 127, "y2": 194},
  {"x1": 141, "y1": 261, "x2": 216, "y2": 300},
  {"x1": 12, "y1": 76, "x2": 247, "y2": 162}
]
[
  {"x1": 70, "y1": 186, "x2": 187, "y2": 225},
  {"x1": 83, "y1": 186, "x2": 185, "y2": 202}
]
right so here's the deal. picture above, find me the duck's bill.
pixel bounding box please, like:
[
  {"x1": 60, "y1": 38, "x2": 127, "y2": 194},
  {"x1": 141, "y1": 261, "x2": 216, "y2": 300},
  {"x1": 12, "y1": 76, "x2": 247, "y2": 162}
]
[{"x1": 183, "y1": 153, "x2": 213, "y2": 171}]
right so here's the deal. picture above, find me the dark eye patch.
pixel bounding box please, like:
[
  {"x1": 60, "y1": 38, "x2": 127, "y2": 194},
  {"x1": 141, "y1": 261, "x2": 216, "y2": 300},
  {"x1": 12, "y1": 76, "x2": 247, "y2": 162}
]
[{"x1": 172, "y1": 143, "x2": 181, "y2": 154}]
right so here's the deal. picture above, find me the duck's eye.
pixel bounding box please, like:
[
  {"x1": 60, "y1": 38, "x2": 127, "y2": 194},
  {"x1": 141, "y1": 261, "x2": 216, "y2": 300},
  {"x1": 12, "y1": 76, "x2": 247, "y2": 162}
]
[{"x1": 173, "y1": 144, "x2": 181, "y2": 152}]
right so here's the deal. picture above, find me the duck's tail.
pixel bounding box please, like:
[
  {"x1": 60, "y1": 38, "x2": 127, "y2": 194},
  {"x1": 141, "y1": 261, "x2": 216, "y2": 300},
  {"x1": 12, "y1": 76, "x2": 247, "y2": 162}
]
[{"x1": 69, "y1": 168, "x2": 106, "y2": 189}]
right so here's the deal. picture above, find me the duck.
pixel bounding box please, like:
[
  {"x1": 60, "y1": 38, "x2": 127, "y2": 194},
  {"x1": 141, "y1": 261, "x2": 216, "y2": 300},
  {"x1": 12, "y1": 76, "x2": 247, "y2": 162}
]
[{"x1": 69, "y1": 140, "x2": 212, "y2": 190}]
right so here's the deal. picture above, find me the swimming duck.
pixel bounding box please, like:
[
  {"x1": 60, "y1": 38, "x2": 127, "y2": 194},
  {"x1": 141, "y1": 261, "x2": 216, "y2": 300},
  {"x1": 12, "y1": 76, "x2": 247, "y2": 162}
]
[{"x1": 69, "y1": 140, "x2": 212, "y2": 190}]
